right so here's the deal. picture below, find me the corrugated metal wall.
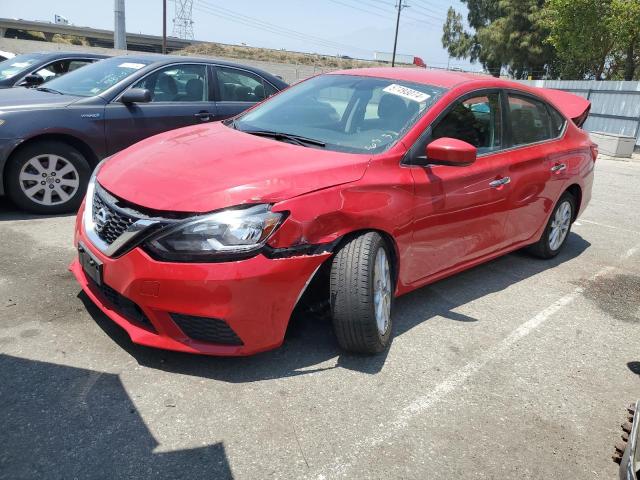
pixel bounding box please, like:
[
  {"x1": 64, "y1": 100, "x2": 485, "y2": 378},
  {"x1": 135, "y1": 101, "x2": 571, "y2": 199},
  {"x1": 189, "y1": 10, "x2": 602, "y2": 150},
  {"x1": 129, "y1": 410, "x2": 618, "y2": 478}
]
[{"x1": 518, "y1": 80, "x2": 640, "y2": 147}]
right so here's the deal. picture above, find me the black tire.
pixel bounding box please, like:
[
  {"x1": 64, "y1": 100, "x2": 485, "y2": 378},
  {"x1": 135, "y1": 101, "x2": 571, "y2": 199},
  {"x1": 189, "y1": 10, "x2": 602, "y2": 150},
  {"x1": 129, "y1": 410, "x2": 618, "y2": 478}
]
[
  {"x1": 527, "y1": 192, "x2": 576, "y2": 259},
  {"x1": 5, "y1": 140, "x2": 91, "y2": 214},
  {"x1": 329, "y1": 232, "x2": 394, "y2": 354}
]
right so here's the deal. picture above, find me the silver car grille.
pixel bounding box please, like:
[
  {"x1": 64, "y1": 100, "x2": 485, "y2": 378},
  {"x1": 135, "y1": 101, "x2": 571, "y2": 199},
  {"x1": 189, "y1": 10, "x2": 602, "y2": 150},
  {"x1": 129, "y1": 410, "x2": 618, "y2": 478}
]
[
  {"x1": 92, "y1": 191, "x2": 137, "y2": 246},
  {"x1": 84, "y1": 182, "x2": 166, "y2": 257}
]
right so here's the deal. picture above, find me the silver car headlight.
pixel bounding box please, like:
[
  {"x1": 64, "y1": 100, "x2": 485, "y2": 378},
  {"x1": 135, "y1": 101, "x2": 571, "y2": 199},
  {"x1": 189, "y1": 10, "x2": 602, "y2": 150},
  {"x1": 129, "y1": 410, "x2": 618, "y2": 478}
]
[{"x1": 145, "y1": 204, "x2": 284, "y2": 262}]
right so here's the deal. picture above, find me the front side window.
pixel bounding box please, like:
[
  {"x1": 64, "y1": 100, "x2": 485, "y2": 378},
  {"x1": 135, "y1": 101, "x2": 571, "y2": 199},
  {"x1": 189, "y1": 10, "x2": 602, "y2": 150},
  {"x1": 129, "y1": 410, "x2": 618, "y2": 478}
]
[
  {"x1": 42, "y1": 57, "x2": 153, "y2": 96},
  {"x1": 233, "y1": 74, "x2": 445, "y2": 154},
  {"x1": 508, "y1": 94, "x2": 556, "y2": 145},
  {"x1": 132, "y1": 64, "x2": 208, "y2": 102},
  {"x1": 431, "y1": 93, "x2": 503, "y2": 154},
  {"x1": 216, "y1": 67, "x2": 271, "y2": 102}
]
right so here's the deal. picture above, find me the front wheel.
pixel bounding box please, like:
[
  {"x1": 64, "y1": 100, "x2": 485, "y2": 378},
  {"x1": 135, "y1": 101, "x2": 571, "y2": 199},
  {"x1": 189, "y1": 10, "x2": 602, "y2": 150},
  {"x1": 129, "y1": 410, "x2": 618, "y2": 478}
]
[
  {"x1": 5, "y1": 141, "x2": 90, "y2": 214},
  {"x1": 527, "y1": 192, "x2": 576, "y2": 259},
  {"x1": 329, "y1": 232, "x2": 394, "y2": 354}
]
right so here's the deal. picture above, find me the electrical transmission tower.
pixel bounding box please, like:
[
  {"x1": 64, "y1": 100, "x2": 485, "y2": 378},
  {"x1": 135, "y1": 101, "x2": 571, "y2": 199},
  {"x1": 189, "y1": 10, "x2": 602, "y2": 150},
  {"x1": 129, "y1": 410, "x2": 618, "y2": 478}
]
[{"x1": 173, "y1": 0, "x2": 194, "y2": 40}]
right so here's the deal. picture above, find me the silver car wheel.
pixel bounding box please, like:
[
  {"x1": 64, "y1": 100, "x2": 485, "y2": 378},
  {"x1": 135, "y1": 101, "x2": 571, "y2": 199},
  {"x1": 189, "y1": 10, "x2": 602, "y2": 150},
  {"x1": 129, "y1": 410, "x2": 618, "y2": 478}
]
[
  {"x1": 549, "y1": 200, "x2": 572, "y2": 251},
  {"x1": 373, "y1": 247, "x2": 392, "y2": 335},
  {"x1": 18, "y1": 154, "x2": 80, "y2": 206}
]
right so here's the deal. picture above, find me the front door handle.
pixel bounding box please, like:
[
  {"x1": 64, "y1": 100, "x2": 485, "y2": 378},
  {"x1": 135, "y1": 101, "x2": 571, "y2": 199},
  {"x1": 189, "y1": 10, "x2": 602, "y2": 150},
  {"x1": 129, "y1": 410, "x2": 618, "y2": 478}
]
[
  {"x1": 194, "y1": 111, "x2": 212, "y2": 121},
  {"x1": 551, "y1": 163, "x2": 567, "y2": 172},
  {"x1": 489, "y1": 177, "x2": 511, "y2": 188}
]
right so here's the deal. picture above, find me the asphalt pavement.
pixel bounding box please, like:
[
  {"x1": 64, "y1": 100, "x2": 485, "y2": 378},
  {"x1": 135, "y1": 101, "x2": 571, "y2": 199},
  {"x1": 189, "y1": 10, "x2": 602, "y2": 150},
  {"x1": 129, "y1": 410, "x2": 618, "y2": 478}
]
[{"x1": 0, "y1": 156, "x2": 639, "y2": 479}]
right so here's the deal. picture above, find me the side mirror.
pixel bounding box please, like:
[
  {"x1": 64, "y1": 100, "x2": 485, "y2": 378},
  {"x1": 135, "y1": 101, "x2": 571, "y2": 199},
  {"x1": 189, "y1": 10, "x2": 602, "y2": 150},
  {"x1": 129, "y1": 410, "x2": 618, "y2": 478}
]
[
  {"x1": 21, "y1": 74, "x2": 44, "y2": 87},
  {"x1": 121, "y1": 88, "x2": 151, "y2": 104},
  {"x1": 425, "y1": 137, "x2": 477, "y2": 166}
]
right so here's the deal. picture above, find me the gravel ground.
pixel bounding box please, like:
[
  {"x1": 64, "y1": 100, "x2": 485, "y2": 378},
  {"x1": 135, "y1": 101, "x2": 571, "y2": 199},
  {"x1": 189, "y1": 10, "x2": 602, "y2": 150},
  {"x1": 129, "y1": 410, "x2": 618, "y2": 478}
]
[{"x1": 0, "y1": 156, "x2": 639, "y2": 479}]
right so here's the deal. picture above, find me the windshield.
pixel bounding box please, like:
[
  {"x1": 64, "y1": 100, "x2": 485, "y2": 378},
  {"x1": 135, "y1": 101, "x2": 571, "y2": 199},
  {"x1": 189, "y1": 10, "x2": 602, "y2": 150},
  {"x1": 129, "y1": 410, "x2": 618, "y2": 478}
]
[
  {"x1": 233, "y1": 74, "x2": 445, "y2": 154},
  {"x1": 43, "y1": 57, "x2": 152, "y2": 97},
  {"x1": 0, "y1": 54, "x2": 43, "y2": 81}
]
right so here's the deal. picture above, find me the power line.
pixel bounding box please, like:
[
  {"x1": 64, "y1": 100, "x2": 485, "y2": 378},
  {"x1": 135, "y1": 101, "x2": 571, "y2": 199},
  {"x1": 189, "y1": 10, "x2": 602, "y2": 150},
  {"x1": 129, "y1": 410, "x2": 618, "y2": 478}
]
[
  {"x1": 331, "y1": 0, "x2": 441, "y2": 27},
  {"x1": 410, "y1": 0, "x2": 448, "y2": 16},
  {"x1": 191, "y1": 0, "x2": 369, "y2": 53},
  {"x1": 367, "y1": 0, "x2": 444, "y2": 21}
]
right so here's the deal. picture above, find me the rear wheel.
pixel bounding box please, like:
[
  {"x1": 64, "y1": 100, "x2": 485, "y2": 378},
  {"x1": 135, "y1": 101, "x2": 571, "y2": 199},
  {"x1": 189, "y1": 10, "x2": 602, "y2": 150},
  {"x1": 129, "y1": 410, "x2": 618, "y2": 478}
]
[
  {"x1": 5, "y1": 141, "x2": 90, "y2": 214},
  {"x1": 527, "y1": 192, "x2": 576, "y2": 259},
  {"x1": 329, "y1": 232, "x2": 394, "y2": 354}
]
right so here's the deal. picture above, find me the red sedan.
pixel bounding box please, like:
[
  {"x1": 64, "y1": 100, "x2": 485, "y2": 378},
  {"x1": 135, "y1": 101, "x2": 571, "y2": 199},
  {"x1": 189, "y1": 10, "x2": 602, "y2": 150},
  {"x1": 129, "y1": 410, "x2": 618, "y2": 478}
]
[{"x1": 70, "y1": 68, "x2": 595, "y2": 356}]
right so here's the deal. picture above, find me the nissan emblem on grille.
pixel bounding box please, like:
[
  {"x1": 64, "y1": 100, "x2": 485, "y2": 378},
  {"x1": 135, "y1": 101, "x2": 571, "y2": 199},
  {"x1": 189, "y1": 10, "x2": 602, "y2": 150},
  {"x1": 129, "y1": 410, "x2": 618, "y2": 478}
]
[
  {"x1": 91, "y1": 190, "x2": 136, "y2": 246},
  {"x1": 94, "y1": 207, "x2": 109, "y2": 233}
]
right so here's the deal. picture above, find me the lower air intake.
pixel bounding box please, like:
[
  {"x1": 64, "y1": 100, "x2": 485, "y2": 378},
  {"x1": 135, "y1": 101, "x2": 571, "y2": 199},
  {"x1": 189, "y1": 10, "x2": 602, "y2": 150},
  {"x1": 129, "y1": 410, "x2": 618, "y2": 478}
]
[{"x1": 170, "y1": 313, "x2": 243, "y2": 345}]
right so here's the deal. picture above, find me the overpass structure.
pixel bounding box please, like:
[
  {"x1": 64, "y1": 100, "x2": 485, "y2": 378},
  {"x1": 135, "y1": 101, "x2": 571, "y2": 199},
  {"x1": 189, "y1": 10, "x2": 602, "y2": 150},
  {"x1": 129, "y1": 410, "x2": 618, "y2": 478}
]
[{"x1": 0, "y1": 18, "x2": 198, "y2": 53}]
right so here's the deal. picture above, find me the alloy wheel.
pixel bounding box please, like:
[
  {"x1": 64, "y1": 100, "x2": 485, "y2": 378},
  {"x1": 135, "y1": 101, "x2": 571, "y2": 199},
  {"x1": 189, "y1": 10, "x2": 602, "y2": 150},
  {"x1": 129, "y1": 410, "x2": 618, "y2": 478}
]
[
  {"x1": 373, "y1": 247, "x2": 392, "y2": 335},
  {"x1": 549, "y1": 200, "x2": 572, "y2": 251},
  {"x1": 18, "y1": 154, "x2": 80, "y2": 206}
]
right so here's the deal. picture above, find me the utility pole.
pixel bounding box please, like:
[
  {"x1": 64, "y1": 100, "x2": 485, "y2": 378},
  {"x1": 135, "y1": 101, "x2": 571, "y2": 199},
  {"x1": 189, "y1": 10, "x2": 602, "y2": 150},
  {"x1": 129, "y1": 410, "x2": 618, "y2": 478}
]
[
  {"x1": 162, "y1": 0, "x2": 167, "y2": 54},
  {"x1": 114, "y1": 0, "x2": 126, "y2": 50},
  {"x1": 391, "y1": 0, "x2": 406, "y2": 67}
]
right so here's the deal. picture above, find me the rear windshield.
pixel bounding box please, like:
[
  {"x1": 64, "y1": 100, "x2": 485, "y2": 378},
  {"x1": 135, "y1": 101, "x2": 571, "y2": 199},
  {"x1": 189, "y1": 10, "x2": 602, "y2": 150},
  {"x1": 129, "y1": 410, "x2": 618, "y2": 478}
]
[
  {"x1": 0, "y1": 54, "x2": 43, "y2": 81},
  {"x1": 43, "y1": 57, "x2": 152, "y2": 97}
]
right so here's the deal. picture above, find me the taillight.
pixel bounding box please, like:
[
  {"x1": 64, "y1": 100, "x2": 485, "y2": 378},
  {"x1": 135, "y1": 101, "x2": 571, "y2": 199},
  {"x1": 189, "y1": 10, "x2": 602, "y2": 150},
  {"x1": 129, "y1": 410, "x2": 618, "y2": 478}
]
[{"x1": 590, "y1": 144, "x2": 599, "y2": 162}]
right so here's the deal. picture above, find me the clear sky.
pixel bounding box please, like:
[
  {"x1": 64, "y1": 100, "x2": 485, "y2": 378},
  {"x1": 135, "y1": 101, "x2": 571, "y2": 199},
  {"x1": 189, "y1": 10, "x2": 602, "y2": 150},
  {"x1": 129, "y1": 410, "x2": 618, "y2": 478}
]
[{"x1": 1, "y1": 0, "x2": 476, "y2": 70}]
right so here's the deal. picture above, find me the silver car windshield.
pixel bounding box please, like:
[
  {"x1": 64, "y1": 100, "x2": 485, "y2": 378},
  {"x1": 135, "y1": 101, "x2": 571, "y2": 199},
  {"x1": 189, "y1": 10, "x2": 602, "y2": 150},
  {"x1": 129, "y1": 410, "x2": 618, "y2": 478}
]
[{"x1": 233, "y1": 74, "x2": 445, "y2": 154}]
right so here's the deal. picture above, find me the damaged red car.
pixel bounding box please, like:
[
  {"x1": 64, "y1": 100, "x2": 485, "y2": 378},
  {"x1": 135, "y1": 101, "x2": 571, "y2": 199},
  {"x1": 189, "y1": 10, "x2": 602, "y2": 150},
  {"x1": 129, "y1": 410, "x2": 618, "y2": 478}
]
[{"x1": 71, "y1": 68, "x2": 595, "y2": 356}]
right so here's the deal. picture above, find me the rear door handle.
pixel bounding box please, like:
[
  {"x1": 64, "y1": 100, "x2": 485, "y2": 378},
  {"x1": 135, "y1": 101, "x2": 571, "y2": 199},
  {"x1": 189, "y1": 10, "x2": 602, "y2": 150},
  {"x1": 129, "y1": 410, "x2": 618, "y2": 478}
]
[
  {"x1": 551, "y1": 163, "x2": 567, "y2": 172},
  {"x1": 194, "y1": 111, "x2": 212, "y2": 121},
  {"x1": 489, "y1": 177, "x2": 511, "y2": 188}
]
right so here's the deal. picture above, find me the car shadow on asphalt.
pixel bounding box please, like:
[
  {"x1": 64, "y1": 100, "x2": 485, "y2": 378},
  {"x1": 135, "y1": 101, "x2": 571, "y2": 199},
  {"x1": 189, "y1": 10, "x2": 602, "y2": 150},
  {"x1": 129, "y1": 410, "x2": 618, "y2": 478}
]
[
  {"x1": 0, "y1": 353, "x2": 234, "y2": 479},
  {"x1": 628, "y1": 361, "x2": 640, "y2": 376},
  {"x1": 0, "y1": 199, "x2": 75, "y2": 221},
  {"x1": 80, "y1": 232, "x2": 591, "y2": 383}
]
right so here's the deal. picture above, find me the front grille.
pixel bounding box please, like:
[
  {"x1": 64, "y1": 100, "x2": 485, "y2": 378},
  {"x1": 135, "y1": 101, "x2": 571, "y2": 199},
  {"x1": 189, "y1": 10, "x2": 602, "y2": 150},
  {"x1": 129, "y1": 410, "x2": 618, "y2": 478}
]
[
  {"x1": 170, "y1": 313, "x2": 243, "y2": 345},
  {"x1": 88, "y1": 277, "x2": 156, "y2": 332},
  {"x1": 92, "y1": 192, "x2": 136, "y2": 245}
]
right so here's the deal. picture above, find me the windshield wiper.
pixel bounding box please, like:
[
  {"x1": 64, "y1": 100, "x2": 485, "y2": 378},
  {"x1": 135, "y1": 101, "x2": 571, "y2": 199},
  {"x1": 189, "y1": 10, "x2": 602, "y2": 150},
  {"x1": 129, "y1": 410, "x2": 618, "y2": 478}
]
[
  {"x1": 36, "y1": 87, "x2": 63, "y2": 95},
  {"x1": 243, "y1": 129, "x2": 326, "y2": 148}
]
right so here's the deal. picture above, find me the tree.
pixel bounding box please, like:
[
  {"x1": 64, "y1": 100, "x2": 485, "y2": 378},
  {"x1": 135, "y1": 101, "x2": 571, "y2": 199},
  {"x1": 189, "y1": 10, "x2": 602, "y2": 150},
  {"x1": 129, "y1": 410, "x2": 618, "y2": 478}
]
[
  {"x1": 610, "y1": 0, "x2": 640, "y2": 80},
  {"x1": 442, "y1": 2, "x2": 503, "y2": 76},
  {"x1": 442, "y1": 0, "x2": 555, "y2": 79},
  {"x1": 543, "y1": 0, "x2": 640, "y2": 80}
]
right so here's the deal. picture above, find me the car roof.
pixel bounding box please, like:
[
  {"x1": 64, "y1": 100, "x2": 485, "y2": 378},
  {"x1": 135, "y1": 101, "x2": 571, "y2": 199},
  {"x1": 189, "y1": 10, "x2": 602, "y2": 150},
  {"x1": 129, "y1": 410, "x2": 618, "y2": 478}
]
[
  {"x1": 108, "y1": 54, "x2": 288, "y2": 86},
  {"x1": 20, "y1": 51, "x2": 107, "y2": 60},
  {"x1": 329, "y1": 67, "x2": 506, "y2": 89}
]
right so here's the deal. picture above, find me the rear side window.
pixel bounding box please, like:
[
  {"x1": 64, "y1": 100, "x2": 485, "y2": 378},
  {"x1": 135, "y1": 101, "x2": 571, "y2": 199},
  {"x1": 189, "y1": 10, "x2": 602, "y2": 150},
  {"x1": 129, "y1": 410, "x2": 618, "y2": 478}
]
[
  {"x1": 507, "y1": 94, "x2": 557, "y2": 146},
  {"x1": 548, "y1": 106, "x2": 567, "y2": 137},
  {"x1": 431, "y1": 93, "x2": 503, "y2": 154},
  {"x1": 216, "y1": 67, "x2": 271, "y2": 102}
]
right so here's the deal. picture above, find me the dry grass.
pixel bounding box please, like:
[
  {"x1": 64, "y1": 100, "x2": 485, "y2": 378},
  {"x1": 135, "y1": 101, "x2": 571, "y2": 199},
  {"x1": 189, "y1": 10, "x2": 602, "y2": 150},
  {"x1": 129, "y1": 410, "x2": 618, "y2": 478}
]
[{"x1": 177, "y1": 42, "x2": 385, "y2": 69}]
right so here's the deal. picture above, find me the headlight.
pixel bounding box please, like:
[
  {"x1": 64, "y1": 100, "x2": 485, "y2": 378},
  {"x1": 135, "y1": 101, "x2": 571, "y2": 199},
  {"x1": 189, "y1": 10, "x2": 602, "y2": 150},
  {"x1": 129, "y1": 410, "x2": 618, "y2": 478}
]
[{"x1": 145, "y1": 204, "x2": 284, "y2": 262}]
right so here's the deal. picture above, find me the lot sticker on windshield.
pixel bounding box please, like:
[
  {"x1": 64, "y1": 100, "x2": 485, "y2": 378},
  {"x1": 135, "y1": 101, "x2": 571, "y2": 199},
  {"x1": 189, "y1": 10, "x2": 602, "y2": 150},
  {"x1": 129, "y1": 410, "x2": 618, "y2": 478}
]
[
  {"x1": 118, "y1": 62, "x2": 146, "y2": 70},
  {"x1": 9, "y1": 62, "x2": 30, "y2": 68},
  {"x1": 383, "y1": 84, "x2": 430, "y2": 103}
]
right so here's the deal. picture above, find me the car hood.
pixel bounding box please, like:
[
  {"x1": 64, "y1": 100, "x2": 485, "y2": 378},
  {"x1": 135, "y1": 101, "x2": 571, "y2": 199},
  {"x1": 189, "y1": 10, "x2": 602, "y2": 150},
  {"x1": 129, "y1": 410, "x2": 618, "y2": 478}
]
[
  {"x1": 0, "y1": 87, "x2": 79, "y2": 110},
  {"x1": 97, "y1": 122, "x2": 370, "y2": 213}
]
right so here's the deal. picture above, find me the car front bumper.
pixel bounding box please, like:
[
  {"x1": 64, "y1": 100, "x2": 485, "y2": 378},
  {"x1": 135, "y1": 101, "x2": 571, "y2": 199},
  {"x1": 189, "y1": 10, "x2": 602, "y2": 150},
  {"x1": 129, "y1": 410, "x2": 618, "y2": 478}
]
[{"x1": 71, "y1": 210, "x2": 330, "y2": 356}]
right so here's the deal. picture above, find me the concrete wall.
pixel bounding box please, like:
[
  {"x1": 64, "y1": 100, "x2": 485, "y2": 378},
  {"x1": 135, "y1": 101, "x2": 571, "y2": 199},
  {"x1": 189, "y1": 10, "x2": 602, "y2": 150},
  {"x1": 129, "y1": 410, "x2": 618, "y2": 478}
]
[{"x1": 0, "y1": 37, "x2": 329, "y2": 84}]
